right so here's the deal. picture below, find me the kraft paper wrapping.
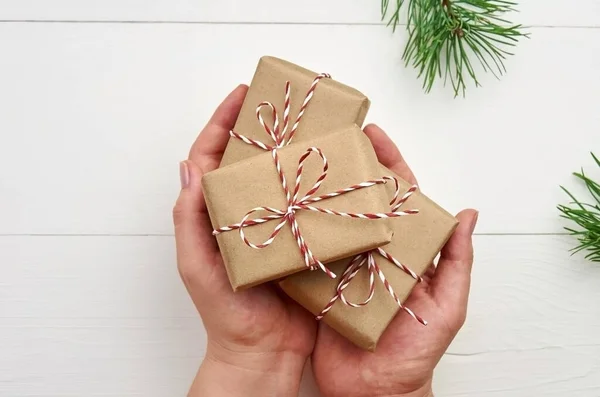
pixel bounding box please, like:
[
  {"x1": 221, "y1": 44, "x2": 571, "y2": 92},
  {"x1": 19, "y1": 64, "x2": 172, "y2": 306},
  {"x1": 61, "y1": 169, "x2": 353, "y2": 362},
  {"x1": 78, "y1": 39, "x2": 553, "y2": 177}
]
[
  {"x1": 202, "y1": 126, "x2": 394, "y2": 291},
  {"x1": 220, "y1": 56, "x2": 370, "y2": 166},
  {"x1": 279, "y1": 167, "x2": 458, "y2": 351}
]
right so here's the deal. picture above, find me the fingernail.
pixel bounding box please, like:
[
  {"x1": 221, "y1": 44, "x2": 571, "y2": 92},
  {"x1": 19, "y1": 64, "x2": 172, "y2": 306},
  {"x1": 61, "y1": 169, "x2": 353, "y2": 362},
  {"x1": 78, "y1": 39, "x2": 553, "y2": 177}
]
[
  {"x1": 469, "y1": 211, "x2": 479, "y2": 235},
  {"x1": 179, "y1": 161, "x2": 190, "y2": 189}
]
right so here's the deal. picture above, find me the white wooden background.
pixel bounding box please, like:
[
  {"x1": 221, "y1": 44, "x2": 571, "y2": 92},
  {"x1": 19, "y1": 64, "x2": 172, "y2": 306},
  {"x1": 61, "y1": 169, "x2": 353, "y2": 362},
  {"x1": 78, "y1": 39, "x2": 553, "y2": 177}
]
[{"x1": 1, "y1": 2, "x2": 600, "y2": 396}]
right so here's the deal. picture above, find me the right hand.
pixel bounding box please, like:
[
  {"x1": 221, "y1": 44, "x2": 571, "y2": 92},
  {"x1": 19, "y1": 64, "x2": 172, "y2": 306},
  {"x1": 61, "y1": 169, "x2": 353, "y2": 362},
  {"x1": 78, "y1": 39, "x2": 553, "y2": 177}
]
[{"x1": 311, "y1": 124, "x2": 478, "y2": 397}]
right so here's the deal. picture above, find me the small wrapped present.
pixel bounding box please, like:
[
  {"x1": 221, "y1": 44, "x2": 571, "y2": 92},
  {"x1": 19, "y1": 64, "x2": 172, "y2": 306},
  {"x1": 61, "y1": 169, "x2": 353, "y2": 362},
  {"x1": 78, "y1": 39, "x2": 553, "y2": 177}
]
[
  {"x1": 280, "y1": 167, "x2": 458, "y2": 351},
  {"x1": 220, "y1": 56, "x2": 370, "y2": 166},
  {"x1": 202, "y1": 127, "x2": 419, "y2": 291}
]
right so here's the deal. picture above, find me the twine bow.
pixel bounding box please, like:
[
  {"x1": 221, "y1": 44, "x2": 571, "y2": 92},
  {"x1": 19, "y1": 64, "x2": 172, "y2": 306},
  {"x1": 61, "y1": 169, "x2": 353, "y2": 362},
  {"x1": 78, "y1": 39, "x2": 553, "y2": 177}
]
[
  {"x1": 316, "y1": 182, "x2": 428, "y2": 325},
  {"x1": 229, "y1": 73, "x2": 331, "y2": 151},
  {"x1": 213, "y1": 75, "x2": 419, "y2": 279},
  {"x1": 213, "y1": 148, "x2": 419, "y2": 278}
]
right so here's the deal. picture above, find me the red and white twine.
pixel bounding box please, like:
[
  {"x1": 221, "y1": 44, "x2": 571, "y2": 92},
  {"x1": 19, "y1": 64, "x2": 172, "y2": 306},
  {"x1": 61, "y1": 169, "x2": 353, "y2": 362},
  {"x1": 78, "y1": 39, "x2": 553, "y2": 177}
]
[
  {"x1": 315, "y1": 184, "x2": 428, "y2": 326},
  {"x1": 213, "y1": 147, "x2": 419, "y2": 279},
  {"x1": 212, "y1": 74, "x2": 418, "y2": 279},
  {"x1": 229, "y1": 73, "x2": 331, "y2": 151}
]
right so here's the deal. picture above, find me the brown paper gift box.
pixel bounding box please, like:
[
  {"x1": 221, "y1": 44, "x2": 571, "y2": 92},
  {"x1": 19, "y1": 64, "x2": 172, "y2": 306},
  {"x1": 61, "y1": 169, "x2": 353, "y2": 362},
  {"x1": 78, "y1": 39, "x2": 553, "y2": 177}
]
[
  {"x1": 220, "y1": 56, "x2": 370, "y2": 166},
  {"x1": 202, "y1": 126, "x2": 395, "y2": 291},
  {"x1": 279, "y1": 167, "x2": 458, "y2": 351}
]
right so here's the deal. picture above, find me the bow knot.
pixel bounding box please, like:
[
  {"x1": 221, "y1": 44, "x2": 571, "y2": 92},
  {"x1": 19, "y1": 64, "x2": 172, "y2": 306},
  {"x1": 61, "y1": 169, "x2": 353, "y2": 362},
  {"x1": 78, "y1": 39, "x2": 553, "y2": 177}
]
[
  {"x1": 316, "y1": 184, "x2": 428, "y2": 326},
  {"x1": 230, "y1": 74, "x2": 331, "y2": 152},
  {"x1": 213, "y1": 147, "x2": 419, "y2": 279},
  {"x1": 213, "y1": 74, "x2": 419, "y2": 280}
]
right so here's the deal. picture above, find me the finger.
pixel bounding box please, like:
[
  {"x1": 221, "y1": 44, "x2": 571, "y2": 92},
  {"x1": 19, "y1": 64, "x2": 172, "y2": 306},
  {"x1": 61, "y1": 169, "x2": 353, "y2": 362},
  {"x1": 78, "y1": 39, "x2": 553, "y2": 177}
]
[
  {"x1": 363, "y1": 123, "x2": 418, "y2": 185},
  {"x1": 175, "y1": 86, "x2": 249, "y2": 300},
  {"x1": 173, "y1": 160, "x2": 218, "y2": 275},
  {"x1": 189, "y1": 84, "x2": 249, "y2": 173},
  {"x1": 430, "y1": 209, "x2": 479, "y2": 329}
]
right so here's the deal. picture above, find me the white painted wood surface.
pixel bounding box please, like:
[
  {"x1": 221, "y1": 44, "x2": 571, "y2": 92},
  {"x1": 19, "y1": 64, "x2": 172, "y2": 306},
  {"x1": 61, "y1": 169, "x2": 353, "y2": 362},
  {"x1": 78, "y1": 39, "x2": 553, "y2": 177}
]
[
  {"x1": 1, "y1": 2, "x2": 600, "y2": 396},
  {"x1": 1, "y1": 23, "x2": 599, "y2": 235},
  {"x1": 1, "y1": 0, "x2": 600, "y2": 26},
  {"x1": 2, "y1": 236, "x2": 599, "y2": 396}
]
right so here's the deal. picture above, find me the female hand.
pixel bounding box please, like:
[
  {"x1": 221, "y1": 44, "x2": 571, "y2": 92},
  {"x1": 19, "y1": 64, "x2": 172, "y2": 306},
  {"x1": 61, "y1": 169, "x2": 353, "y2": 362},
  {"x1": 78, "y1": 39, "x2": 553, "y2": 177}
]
[
  {"x1": 173, "y1": 85, "x2": 316, "y2": 397},
  {"x1": 311, "y1": 124, "x2": 478, "y2": 397}
]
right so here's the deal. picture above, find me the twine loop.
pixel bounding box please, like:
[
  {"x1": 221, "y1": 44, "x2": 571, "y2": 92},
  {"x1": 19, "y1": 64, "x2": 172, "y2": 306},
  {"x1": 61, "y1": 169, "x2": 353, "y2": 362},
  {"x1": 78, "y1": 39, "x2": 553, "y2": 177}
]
[
  {"x1": 214, "y1": 147, "x2": 418, "y2": 278},
  {"x1": 229, "y1": 73, "x2": 331, "y2": 152},
  {"x1": 213, "y1": 74, "x2": 420, "y2": 280},
  {"x1": 316, "y1": 184, "x2": 428, "y2": 326}
]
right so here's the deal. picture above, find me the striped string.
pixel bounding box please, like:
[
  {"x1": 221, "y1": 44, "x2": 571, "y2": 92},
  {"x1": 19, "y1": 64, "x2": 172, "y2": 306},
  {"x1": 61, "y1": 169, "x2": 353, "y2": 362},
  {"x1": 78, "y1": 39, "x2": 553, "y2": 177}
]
[
  {"x1": 315, "y1": 185, "x2": 427, "y2": 326},
  {"x1": 230, "y1": 73, "x2": 332, "y2": 152},
  {"x1": 214, "y1": 75, "x2": 418, "y2": 278},
  {"x1": 213, "y1": 148, "x2": 419, "y2": 278}
]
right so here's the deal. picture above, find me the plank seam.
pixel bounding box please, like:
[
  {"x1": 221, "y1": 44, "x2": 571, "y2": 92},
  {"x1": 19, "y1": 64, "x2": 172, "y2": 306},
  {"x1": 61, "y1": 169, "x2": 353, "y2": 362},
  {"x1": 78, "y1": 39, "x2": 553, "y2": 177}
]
[{"x1": 0, "y1": 20, "x2": 599, "y2": 28}]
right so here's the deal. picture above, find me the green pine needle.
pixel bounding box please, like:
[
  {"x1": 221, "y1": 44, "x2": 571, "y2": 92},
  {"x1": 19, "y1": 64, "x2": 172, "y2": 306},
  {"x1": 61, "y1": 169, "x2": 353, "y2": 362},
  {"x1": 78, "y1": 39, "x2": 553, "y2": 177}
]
[
  {"x1": 557, "y1": 152, "x2": 600, "y2": 262},
  {"x1": 381, "y1": 0, "x2": 529, "y2": 96}
]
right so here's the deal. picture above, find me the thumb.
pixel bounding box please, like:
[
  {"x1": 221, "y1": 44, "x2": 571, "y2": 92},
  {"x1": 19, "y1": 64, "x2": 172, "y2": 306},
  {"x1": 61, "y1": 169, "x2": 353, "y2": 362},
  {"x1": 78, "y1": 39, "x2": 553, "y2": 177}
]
[
  {"x1": 430, "y1": 209, "x2": 478, "y2": 330},
  {"x1": 173, "y1": 160, "x2": 219, "y2": 291}
]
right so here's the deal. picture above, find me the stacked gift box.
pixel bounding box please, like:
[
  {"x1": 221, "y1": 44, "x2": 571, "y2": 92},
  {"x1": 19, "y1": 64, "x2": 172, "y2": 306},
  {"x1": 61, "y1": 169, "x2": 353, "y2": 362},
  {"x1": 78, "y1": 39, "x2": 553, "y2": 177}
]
[{"x1": 201, "y1": 56, "x2": 458, "y2": 351}]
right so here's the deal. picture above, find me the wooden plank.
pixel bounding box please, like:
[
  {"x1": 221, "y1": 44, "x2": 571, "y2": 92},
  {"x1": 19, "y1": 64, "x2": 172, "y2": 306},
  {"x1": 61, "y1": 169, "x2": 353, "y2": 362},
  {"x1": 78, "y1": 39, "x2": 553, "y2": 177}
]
[
  {"x1": 1, "y1": 235, "x2": 599, "y2": 396},
  {"x1": 435, "y1": 234, "x2": 600, "y2": 396},
  {"x1": 0, "y1": 1, "x2": 599, "y2": 26},
  {"x1": 436, "y1": 347, "x2": 600, "y2": 397},
  {"x1": 0, "y1": 23, "x2": 599, "y2": 235}
]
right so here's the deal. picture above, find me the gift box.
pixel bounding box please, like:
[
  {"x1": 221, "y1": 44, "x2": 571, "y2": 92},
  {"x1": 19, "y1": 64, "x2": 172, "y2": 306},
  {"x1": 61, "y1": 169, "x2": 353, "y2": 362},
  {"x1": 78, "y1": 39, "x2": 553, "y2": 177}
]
[
  {"x1": 279, "y1": 167, "x2": 458, "y2": 351},
  {"x1": 220, "y1": 56, "x2": 370, "y2": 166},
  {"x1": 202, "y1": 126, "x2": 406, "y2": 291}
]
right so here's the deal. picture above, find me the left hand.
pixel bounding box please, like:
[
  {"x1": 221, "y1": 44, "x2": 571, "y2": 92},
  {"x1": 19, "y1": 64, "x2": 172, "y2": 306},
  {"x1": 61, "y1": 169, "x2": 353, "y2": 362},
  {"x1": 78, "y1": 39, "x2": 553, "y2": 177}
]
[{"x1": 173, "y1": 85, "x2": 317, "y2": 397}]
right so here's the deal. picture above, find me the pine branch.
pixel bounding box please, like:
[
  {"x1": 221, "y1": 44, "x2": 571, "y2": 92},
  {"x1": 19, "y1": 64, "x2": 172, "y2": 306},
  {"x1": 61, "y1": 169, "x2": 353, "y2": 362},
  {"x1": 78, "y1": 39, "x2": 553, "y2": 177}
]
[
  {"x1": 381, "y1": 0, "x2": 529, "y2": 96},
  {"x1": 557, "y1": 152, "x2": 600, "y2": 262}
]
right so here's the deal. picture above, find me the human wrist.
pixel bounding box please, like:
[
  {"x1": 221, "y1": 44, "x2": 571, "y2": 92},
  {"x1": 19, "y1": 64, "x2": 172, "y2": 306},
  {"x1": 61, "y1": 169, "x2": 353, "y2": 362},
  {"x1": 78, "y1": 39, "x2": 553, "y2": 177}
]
[{"x1": 188, "y1": 344, "x2": 308, "y2": 397}]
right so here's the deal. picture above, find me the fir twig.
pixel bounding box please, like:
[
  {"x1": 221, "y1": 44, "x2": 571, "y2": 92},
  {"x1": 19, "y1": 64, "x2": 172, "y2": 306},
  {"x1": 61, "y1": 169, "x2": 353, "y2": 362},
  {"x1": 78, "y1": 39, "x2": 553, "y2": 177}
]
[
  {"x1": 381, "y1": 0, "x2": 529, "y2": 96},
  {"x1": 557, "y1": 153, "x2": 600, "y2": 262}
]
